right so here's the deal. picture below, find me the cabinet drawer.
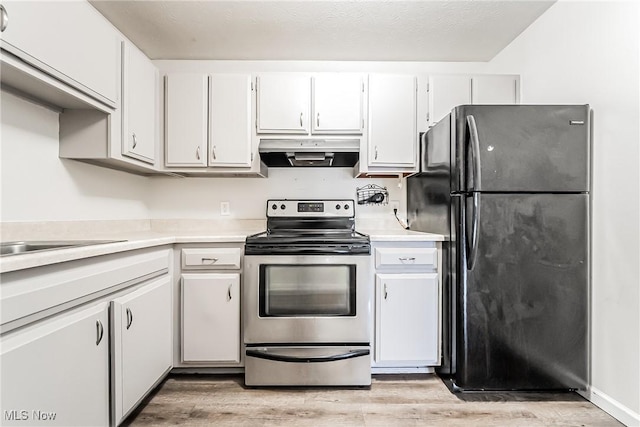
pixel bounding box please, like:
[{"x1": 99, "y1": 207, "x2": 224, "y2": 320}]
[
  {"x1": 181, "y1": 248, "x2": 241, "y2": 270},
  {"x1": 375, "y1": 247, "x2": 437, "y2": 269}
]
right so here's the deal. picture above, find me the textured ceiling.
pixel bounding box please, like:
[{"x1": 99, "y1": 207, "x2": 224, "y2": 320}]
[{"x1": 90, "y1": 0, "x2": 555, "y2": 62}]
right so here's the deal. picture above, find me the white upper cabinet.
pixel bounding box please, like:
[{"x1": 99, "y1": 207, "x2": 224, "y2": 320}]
[
  {"x1": 122, "y1": 41, "x2": 157, "y2": 165},
  {"x1": 428, "y1": 74, "x2": 520, "y2": 126},
  {"x1": 471, "y1": 75, "x2": 519, "y2": 105},
  {"x1": 165, "y1": 73, "x2": 209, "y2": 167},
  {"x1": 368, "y1": 74, "x2": 417, "y2": 168},
  {"x1": 257, "y1": 74, "x2": 310, "y2": 134},
  {"x1": 312, "y1": 74, "x2": 364, "y2": 134},
  {"x1": 0, "y1": 1, "x2": 119, "y2": 107},
  {"x1": 257, "y1": 73, "x2": 364, "y2": 135},
  {"x1": 428, "y1": 75, "x2": 472, "y2": 126},
  {"x1": 209, "y1": 74, "x2": 253, "y2": 167}
]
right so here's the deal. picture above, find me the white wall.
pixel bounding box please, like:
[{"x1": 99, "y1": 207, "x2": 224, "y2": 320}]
[
  {"x1": 147, "y1": 168, "x2": 405, "y2": 220},
  {"x1": 0, "y1": 91, "x2": 150, "y2": 222},
  {"x1": 488, "y1": 1, "x2": 640, "y2": 423}
]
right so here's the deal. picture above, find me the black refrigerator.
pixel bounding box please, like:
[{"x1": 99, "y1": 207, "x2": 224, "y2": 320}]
[{"x1": 407, "y1": 105, "x2": 590, "y2": 391}]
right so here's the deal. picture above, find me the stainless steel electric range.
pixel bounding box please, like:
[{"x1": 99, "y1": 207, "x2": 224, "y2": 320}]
[{"x1": 243, "y1": 199, "x2": 372, "y2": 386}]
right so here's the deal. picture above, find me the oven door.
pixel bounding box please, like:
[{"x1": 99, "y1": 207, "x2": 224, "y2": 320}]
[{"x1": 243, "y1": 254, "x2": 372, "y2": 344}]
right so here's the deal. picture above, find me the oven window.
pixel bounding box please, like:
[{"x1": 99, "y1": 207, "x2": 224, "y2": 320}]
[{"x1": 259, "y1": 265, "x2": 356, "y2": 317}]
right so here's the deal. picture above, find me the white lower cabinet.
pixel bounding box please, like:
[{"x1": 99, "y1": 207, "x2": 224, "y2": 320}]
[
  {"x1": 372, "y1": 241, "x2": 441, "y2": 370},
  {"x1": 182, "y1": 273, "x2": 241, "y2": 363},
  {"x1": 0, "y1": 302, "x2": 110, "y2": 426},
  {"x1": 375, "y1": 273, "x2": 439, "y2": 365},
  {"x1": 111, "y1": 276, "x2": 173, "y2": 425}
]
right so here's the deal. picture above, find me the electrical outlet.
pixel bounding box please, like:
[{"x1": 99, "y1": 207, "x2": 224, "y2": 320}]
[
  {"x1": 220, "y1": 201, "x2": 230, "y2": 216},
  {"x1": 391, "y1": 200, "x2": 400, "y2": 212}
]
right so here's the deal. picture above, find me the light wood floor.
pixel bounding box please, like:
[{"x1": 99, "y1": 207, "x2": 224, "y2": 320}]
[{"x1": 124, "y1": 374, "x2": 622, "y2": 426}]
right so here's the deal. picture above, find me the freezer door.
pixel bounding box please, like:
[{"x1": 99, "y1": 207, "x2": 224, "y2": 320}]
[
  {"x1": 453, "y1": 105, "x2": 590, "y2": 193},
  {"x1": 455, "y1": 193, "x2": 588, "y2": 390}
]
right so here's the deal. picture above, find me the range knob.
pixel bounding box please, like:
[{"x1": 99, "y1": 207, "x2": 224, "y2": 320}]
[
  {"x1": 344, "y1": 204, "x2": 350, "y2": 210},
  {"x1": 271, "y1": 204, "x2": 277, "y2": 210},
  {"x1": 280, "y1": 204, "x2": 286, "y2": 210},
  {"x1": 335, "y1": 204, "x2": 341, "y2": 210}
]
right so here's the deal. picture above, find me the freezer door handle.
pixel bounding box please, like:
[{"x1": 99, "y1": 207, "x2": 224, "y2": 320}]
[
  {"x1": 467, "y1": 192, "x2": 480, "y2": 270},
  {"x1": 466, "y1": 115, "x2": 482, "y2": 191},
  {"x1": 246, "y1": 348, "x2": 370, "y2": 364}
]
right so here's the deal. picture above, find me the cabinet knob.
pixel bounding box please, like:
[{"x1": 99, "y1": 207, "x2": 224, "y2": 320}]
[
  {"x1": 317, "y1": 112, "x2": 320, "y2": 127},
  {"x1": 299, "y1": 112, "x2": 303, "y2": 127},
  {"x1": 201, "y1": 257, "x2": 218, "y2": 264},
  {"x1": 0, "y1": 5, "x2": 8, "y2": 33},
  {"x1": 398, "y1": 257, "x2": 416, "y2": 263},
  {"x1": 374, "y1": 146, "x2": 379, "y2": 160},
  {"x1": 196, "y1": 146, "x2": 201, "y2": 160},
  {"x1": 212, "y1": 146, "x2": 217, "y2": 160},
  {"x1": 227, "y1": 284, "x2": 232, "y2": 301},
  {"x1": 384, "y1": 284, "x2": 388, "y2": 300},
  {"x1": 132, "y1": 133, "x2": 137, "y2": 149}
]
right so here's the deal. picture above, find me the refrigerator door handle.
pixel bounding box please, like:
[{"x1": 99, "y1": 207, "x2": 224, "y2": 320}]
[
  {"x1": 466, "y1": 115, "x2": 482, "y2": 191},
  {"x1": 467, "y1": 192, "x2": 480, "y2": 270}
]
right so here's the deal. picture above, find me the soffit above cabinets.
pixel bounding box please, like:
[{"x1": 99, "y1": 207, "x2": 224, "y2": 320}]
[{"x1": 89, "y1": 0, "x2": 555, "y2": 62}]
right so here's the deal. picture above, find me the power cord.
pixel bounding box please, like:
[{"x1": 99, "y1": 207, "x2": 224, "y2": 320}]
[{"x1": 393, "y1": 208, "x2": 410, "y2": 230}]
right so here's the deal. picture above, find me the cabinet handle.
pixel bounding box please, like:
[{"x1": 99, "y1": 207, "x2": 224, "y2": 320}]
[
  {"x1": 384, "y1": 284, "x2": 388, "y2": 300},
  {"x1": 227, "y1": 284, "x2": 232, "y2": 301},
  {"x1": 126, "y1": 308, "x2": 133, "y2": 330},
  {"x1": 196, "y1": 146, "x2": 201, "y2": 160},
  {"x1": 375, "y1": 146, "x2": 378, "y2": 160},
  {"x1": 132, "y1": 133, "x2": 137, "y2": 149},
  {"x1": 201, "y1": 257, "x2": 218, "y2": 264},
  {"x1": 299, "y1": 112, "x2": 303, "y2": 127},
  {"x1": 96, "y1": 320, "x2": 104, "y2": 346},
  {"x1": 398, "y1": 257, "x2": 416, "y2": 263},
  {"x1": 317, "y1": 112, "x2": 320, "y2": 127},
  {"x1": 0, "y1": 5, "x2": 8, "y2": 32},
  {"x1": 212, "y1": 146, "x2": 217, "y2": 160}
]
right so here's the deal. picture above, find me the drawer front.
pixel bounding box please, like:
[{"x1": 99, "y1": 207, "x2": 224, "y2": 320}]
[
  {"x1": 375, "y1": 247, "x2": 437, "y2": 269},
  {"x1": 181, "y1": 248, "x2": 241, "y2": 270}
]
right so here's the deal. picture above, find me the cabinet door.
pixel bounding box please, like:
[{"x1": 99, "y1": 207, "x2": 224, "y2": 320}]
[
  {"x1": 312, "y1": 74, "x2": 363, "y2": 134},
  {"x1": 368, "y1": 74, "x2": 417, "y2": 167},
  {"x1": 122, "y1": 42, "x2": 157, "y2": 165},
  {"x1": 0, "y1": 1, "x2": 119, "y2": 106},
  {"x1": 1, "y1": 302, "x2": 109, "y2": 426},
  {"x1": 257, "y1": 74, "x2": 310, "y2": 134},
  {"x1": 375, "y1": 273, "x2": 439, "y2": 365},
  {"x1": 209, "y1": 74, "x2": 252, "y2": 167},
  {"x1": 472, "y1": 75, "x2": 519, "y2": 104},
  {"x1": 428, "y1": 75, "x2": 472, "y2": 126},
  {"x1": 165, "y1": 73, "x2": 208, "y2": 167},
  {"x1": 182, "y1": 273, "x2": 240, "y2": 363},
  {"x1": 111, "y1": 277, "x2": 172, "y2": 424}
]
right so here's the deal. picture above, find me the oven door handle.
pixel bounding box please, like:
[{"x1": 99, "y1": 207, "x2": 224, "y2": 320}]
[{"x1": 246, "y1": 348, "x2": 370, "y2": 364}]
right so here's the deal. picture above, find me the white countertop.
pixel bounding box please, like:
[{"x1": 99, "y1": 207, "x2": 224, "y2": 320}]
[{"x1": 0, "y1": 219, "x2": 445, "y2": 273}]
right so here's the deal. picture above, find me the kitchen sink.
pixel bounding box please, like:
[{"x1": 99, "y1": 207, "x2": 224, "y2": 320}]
[{"x1": 0, "y1": 240, "x2": 126, "y2": 257}]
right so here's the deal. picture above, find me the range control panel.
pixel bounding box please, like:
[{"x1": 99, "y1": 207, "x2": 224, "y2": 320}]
[{"x1": 266, "y1": 199, "x2": 355, "y2": 217}]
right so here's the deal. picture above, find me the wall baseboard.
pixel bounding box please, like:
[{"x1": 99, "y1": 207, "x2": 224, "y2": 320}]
[{"x1": 584, "y1": 387, "x2": 640, "y2": 427}]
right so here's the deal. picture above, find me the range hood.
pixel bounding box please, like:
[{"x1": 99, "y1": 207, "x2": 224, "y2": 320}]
[{"x1": 258, "y1": 139, "x2": 360, "y2": 167}]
